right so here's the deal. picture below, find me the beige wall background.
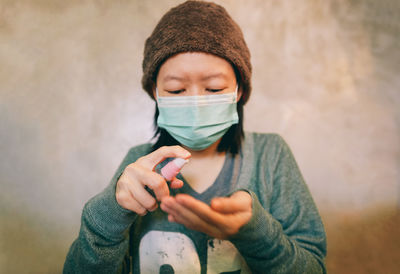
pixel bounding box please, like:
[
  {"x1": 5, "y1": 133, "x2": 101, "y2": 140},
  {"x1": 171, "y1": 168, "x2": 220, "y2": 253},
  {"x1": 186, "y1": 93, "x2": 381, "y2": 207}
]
[{"x1": 1, "y1": 0, "x2": 399, "y2": 273}]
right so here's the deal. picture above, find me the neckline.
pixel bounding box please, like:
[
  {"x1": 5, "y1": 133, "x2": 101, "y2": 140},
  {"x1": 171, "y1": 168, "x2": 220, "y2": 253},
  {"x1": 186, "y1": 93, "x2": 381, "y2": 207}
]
[{"x1": 176, "y1": 153, "x2": 232, "y2": 199}]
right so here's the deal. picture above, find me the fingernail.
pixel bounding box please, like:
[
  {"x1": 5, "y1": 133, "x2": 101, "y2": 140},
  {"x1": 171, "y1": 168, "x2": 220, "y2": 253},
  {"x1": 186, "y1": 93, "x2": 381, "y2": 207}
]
[
  {"x1": 175, "y1": 194, "x2": 186, "y2": 203},
  {"x1": 168, "y1": 215, "x2": 175, "y2": 222},
  {"x1": 149, "y1": 204, "x2": 158, "y2": 212},
  {"x1": 160, "y1": 201, "x2": 170, "y2": 211},
  {"x1": 212, "y1": 199, "x2": 220, "y2": 206},
  {"x1": 160, "y1": 203, "x2": 166, "y2": 211},
  {"x1": 161, "y1": 196, "x2": 171, "y2": 204}
]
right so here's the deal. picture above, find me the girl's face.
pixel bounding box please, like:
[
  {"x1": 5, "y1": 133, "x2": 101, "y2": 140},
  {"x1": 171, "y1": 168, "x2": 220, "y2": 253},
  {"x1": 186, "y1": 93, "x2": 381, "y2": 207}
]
[{"x1": 155, "y1": 52, "x2": 241, "y2": 99}]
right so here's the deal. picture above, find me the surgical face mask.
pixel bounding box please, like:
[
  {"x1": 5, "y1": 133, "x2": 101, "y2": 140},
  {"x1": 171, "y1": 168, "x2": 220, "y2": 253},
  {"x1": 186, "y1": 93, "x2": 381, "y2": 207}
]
[{"x1": 156, "y1": 87, "x2": 239, "y2": 150}]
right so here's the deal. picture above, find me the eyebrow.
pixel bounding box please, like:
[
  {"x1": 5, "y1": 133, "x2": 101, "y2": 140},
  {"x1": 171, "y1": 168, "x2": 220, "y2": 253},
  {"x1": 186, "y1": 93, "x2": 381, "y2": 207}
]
[
  {"x1": 201, "y1": 73, "x2": 228, "y2": 81},
  {"x1": 163, "y1": 75, "x2": 185, "y2": 82}
]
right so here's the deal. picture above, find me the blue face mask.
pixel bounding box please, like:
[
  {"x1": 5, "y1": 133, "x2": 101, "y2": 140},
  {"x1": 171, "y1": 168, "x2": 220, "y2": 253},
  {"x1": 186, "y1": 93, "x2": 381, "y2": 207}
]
[{"x1": 156, "y1": 87, "x2": 239, "y2": 150}]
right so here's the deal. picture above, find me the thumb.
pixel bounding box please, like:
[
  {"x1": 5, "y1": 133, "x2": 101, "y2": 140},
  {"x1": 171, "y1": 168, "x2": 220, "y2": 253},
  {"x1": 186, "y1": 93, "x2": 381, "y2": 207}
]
[{"x1": 169, "y1": 177, "x2": 184, "y2": 189}]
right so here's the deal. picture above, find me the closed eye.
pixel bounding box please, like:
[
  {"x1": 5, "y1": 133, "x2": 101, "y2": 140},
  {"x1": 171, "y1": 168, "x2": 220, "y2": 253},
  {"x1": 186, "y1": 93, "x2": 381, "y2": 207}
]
[
  {"x1": 166, "y1": 89, "x2": 185, "y2": 94},
  {"x1": 206, "y1": 88, "x2": 224, "y2": 93}
]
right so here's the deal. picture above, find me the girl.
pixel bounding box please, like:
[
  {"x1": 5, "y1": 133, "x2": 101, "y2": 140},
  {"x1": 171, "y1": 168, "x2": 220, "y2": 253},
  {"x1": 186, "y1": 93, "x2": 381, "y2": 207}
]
[{"x1": 64, "y1": 1, "x2": 326, "y2": 273}]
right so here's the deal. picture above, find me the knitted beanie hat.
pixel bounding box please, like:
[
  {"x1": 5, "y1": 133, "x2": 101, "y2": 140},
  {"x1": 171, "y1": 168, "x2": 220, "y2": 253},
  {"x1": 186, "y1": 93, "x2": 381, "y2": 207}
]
[{"x1": 142, "y1": 0, "x2": 252, "y2": 104}]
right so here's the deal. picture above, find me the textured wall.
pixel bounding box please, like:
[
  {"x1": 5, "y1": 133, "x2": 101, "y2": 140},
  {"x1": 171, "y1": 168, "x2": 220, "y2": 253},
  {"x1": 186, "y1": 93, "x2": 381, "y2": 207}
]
[{"x1": 1, "y1": 0, "x2": 399, "y2": 273}]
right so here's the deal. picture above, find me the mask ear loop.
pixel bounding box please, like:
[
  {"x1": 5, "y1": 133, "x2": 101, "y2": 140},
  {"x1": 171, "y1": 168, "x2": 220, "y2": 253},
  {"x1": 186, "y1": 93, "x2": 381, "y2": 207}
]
[
  {"x1": 155, "y1": 87, "x2": 165, "y2": 104},
  {"x1": 155, "y1": 87, "x2": 160, "y2": 99},
  {"x1": 233, "y1": 84, "x2": 239, "y2": 102}
]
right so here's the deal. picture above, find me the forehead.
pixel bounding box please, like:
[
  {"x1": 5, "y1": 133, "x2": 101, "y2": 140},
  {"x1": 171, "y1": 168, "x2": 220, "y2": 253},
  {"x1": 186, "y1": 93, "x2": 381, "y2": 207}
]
[{"x1": 157, "y1": 52, "x2": 236, "y2": 82}]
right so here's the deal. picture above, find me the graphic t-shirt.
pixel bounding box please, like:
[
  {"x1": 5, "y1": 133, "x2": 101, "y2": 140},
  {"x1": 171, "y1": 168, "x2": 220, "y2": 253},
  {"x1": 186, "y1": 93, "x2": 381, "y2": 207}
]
[{"x1": 129, "y1": 153, "x2": 251, "y2": 273}]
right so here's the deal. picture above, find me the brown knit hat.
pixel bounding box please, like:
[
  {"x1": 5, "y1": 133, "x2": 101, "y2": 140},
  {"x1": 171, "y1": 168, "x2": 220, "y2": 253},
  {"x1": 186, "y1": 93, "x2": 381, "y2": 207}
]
[{"x1": 142, "y1": 0, "x2": 252, "y2": 104}]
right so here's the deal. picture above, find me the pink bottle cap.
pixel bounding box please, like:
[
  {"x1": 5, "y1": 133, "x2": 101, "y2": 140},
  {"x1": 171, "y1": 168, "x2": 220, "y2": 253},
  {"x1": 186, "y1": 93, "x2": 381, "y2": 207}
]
[{"x1": 160, "y1": 158, "x2": 189, "y2": 181}]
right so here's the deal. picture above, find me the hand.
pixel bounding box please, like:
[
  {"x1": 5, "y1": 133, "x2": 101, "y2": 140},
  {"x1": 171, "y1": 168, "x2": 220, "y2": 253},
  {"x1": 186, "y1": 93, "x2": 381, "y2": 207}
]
[
  {"x1": 160, "y1": 191, "x2": 252, "y2": 239},
  {"x1": 116, "y1": 146, "x2": 191, "y2": 215}
]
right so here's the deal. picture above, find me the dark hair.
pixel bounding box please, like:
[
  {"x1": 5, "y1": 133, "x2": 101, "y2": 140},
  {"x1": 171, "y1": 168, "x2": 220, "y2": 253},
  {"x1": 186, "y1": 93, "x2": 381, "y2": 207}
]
[{"x1": 152, "y1": 65, "x2": 244, "y2": 155}]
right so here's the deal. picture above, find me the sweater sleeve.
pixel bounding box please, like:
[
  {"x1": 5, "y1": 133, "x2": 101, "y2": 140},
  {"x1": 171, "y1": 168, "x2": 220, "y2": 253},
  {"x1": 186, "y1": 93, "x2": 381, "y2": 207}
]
[
  {"x1": 63, "y1": 145, "x2": 151, "y2": 274},
  {"x1": 229, "y1": 135, "x2": 327, "y2": 274}
]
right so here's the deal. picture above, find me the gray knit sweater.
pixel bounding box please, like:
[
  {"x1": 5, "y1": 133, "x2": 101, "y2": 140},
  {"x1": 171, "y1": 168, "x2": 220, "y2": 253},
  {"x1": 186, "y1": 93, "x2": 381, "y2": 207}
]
[{"x1": 64, "y1": 132, "x2": 326, "y2": 273}]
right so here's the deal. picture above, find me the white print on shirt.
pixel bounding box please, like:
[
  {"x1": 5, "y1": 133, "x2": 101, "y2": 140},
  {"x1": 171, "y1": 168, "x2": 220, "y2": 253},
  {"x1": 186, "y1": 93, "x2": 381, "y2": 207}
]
[
  {"x1": 139, "y1": 231, "x2": 200, "y2": 273},
  {"x1": 207, "y1": 239, "x2": 251, "y2": 274},
  {"x1": 139, "y1": 231, "x2": 250, "y2": 274}
]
